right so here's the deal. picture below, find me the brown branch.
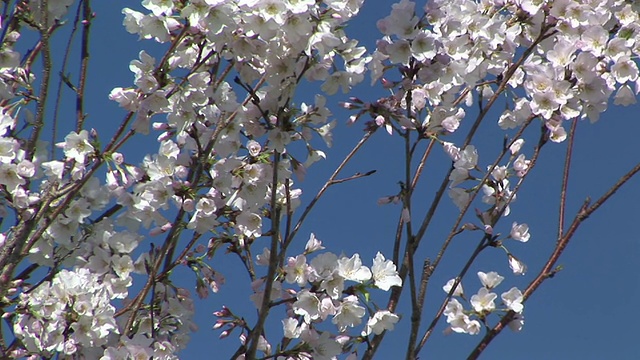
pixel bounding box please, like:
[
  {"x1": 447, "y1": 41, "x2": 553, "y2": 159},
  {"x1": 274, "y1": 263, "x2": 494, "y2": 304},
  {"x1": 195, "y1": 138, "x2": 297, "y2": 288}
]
[
  {"x1": 468, "y1": 158, "x2": 640, "y2": 359},
  {"x1": 245, "y1": 150, "x2": 281, "y2": 359},
  {"x1": 329, "y1": 169, "x2": 376, "y2": 185},
  {"x1": 414, "y1": 123, "x2": 547, "y2": 356},
  {"x1": 75, "y1": 0, "x2": 92, "y2": 131},
  {"x1": 557, "y1": 118, "x2": 578, "y2": 239},
  {"x1": 283, "y1": 130, "x2": 375, "y2": 250},
  {"x1": 363, "y1": 25, "x2": 556, "y2": 359},
  {"x1": 51, "y1": 0, "x2": 84, "y2": 157}
]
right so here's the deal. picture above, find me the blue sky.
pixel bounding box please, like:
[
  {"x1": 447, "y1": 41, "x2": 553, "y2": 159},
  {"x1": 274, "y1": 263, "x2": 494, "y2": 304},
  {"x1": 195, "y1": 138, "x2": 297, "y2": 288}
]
[{"x1": 26, "y1": 1, "x2": 640, "y2": 359}]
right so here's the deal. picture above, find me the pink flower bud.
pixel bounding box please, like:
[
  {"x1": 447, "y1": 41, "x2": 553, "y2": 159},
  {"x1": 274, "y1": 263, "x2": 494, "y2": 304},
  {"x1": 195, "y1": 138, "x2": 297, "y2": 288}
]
[
  {"x1": 213, "y1": 306, "x2": 231, "y2": 317},
  {"x1": 381, "y1": 78, "x2": 393, "y2": 88},
  {"x1": 157, "y1": 131, "x2": 172, "y2": 142},
  {"x1": 112, "y1": 152, "x2": 124, "y2": 164},
  {"x1": 153, "y1": 122, "x2": 169, "y2": 130},
  {"x1": 508, "y1": 255, "x2": 527, "y2": 275},
  {"x1": 213, "y1": 320, "x2": 227, "y2": 329}
]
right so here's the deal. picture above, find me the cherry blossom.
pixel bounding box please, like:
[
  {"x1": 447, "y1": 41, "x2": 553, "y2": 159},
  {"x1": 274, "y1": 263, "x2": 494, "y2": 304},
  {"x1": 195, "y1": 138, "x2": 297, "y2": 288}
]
[
  {"x1": 2, "y1": 0, "x2": 639, "y2": 358},
  {"x1": 371, "y1": 252, "x2": 402, "y2": 291},
  {"x1": 362, "y1": 310, "x2": 400, "y2": 336}
]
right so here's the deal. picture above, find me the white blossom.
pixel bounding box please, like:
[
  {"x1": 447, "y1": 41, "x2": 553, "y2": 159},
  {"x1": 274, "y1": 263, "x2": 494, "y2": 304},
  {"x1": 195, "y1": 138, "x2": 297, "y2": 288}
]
[{"x1": 371, "y1": 252, "x2": 402, "y2": 291}]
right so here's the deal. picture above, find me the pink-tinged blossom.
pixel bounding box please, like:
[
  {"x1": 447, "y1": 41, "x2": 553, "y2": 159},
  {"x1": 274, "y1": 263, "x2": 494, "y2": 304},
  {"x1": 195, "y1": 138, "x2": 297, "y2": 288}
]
[
  {"x1": 442, "y1": 142, "x2": 460, "y2": 161},
  {"x1": 293, "y1": 290, "x2": 322, "y2": 324},
  {"x1": 0, "y1": 110, "x2": 16, "y2": 136},
  {"x1": 498, "y1": 109, "x2": 519, "y2": 130},
  {"x1": 509, "y1": 139, "x2": 525, "y2": 155},
  {"x1": 320, "y1": 273, "x2": 345, "y2": 300},
  {"x1": 303, "y1": 330, "x2": 341, "y2": 360},
  {"x1": 317, "y1": 120, "x2": 336, "y2": 148},
  {"x1": 501, "y1": 287, "x2": 524, "y2": 313},
  {"x1": 477, "y1": 271, "x2": 504, "y2": 289},
  {"x1": 309, "y1": 252, "x2": 338, "y2": 282},
  {"x1": 319, "y1": 295, "x2": 337, "y2": 320},
  {"x1": 362, "y1": 310, "x2": 400, "y2": 336},
  {"x1": 255, "y1": 247, "x2": 270, "y2": 266},
  {"x1": 513, "y1": 154, "x2": 530, "y2": 174},
  {"x1": 284, "y1": 255, "x2": 309, "y2": 286},
  {"x1": 250, "y1": 279, "x2": 282, "y2": 309},
  {"x1": 611, "y1": 56, "x2": 639, "y2": 83},
  {"x1": 337, "y1": 254, "x2": 371, "y2": 283},
  {"x1": 141, "y1": 0, "x2": 174, "y2": 16},
  {"x1": 510, "y1": 222, "x2": 531, "y2": 242},
  {"x1": 401, "y1": 207, "x2": 411, "y2": 222},
  {"x1": 109, "y1": 87, "x2": 140, "y2": 111},
  {"x1": 305, "y1": 233, "x2": 325, "y2": 253},
  {"x1": 508, "y1": 254, "x2": 527, "y2": 275},
  {"x1": 614, "y1": 84, "x2": 636, "y2": 106},
  {"x1": 332, "y1": 295, "x2": 366, "y2": 332},
  {"x1": 235, "y1": 211, "x2": 262, "y2": 238},
  {"x1": 443, "y1": 278, "x2": 464, "y2": 297},
  {"x1": 268, "y1": 128, "x2": 291, "y2": 153},
  {"x1": 454, "y1": 145, "x2": 478, "y2": 170},
  {"x1": 377, "y1": 195, "x2": 399, "y2": 205},
  {"x1": 444, "y1": 299, "x2": 479, "y2": 335},
  {"x1": 449, "y1": 168, "x2": 469, "y2": 188},
  {"x1": 371, "y1": 252, "x2": 402, "y2": 291},
  {"x1": 0, "y1": 137, "x2": 18, "y2": 163},
  {"x1": 282, "y1": 317, "x2": 303, "y2": 339},
  {"x1": 0, "y1": 164, "x2": 24, "y2": 193},
  {"x1": 470, "y1": 287, "x2": 497, "y2": 313},
  {"x1": 246, "y1": 140, "x2": 261, "y2": 157},
  {"x1": 57, "y1": 130, "x2": 94, "y2": 163},
  {"x1": 304, "y1": 150, "x2": 327, "y2": 168}
]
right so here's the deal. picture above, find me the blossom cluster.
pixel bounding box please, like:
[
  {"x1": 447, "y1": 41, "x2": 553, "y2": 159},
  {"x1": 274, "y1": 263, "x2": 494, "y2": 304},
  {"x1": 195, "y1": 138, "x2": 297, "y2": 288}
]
[
  {"x1": 12, "y1": 269, "x2": 119, "y2": 357},
  {"x1": 214, "y1": 234, "x2": 402, "y2": 359},
  {"x1": 367, "y1": 0, "x2": 640, "y2": 130},
  {"x1": 351, "y1": 0, "x2": 640, "y2": 220},
  {"x1": 442, "y1": 272, "x2": 524, "y2": 335},
  {"x1": 0, "y1": 0, "x2": 638, "y2": 358},
  {"x1": 1, "y1": 0, "x2": 392, "y2": 358}
]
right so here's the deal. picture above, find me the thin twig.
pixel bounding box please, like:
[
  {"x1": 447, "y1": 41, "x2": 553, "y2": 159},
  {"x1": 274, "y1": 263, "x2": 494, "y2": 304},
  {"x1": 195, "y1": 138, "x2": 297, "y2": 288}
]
[
  {"x1": 245, "y1": 149, "x2": 281, "y2": 359},
  {"x1": 468, "y1": 153, "x2": 640, "y2": 359},
  {"x1": 364, "y1": 26, "x2": 556, "y2": 358},
  {"x1": 557, "y1": 117, "x2": 578, "y2": 239},
  {"x1": 415, "y1": 123, "x2": 547, "y2": 355},
  {"x1": 75, "y1": 0, "x2": 92, "y2": 130},
  {"x1": 283, "y1": 130, "x2": 375, "y2": 250}
]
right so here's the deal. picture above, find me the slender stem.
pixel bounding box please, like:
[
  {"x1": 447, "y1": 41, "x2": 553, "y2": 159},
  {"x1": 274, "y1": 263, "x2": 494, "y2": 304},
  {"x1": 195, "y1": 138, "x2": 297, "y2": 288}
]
[
  {"x1": 415, "y1": 124, "x2": 546, "y2": 355},
  {"x1": 467, "y1": 160, "x2": 640, "y2": 359},
  {"x1": 557, "y1": 118, "x2": 578, "y2": 239},
  {"x1": 283, "y1": 130, "x2": 374, "y2": 250},
  {"x1": 364, "y1": 25, "x2": 555, "y2": 358},
  {"x1": 246, "y1": 151, "x2": 281, "y2": 359},
  {"x1": 415, "y1": 236, "x2": 490, "y2": 354},
  {"x1": 25, "y1": 8, "x2": 51, "y2": 162},
  {"x1": 51, "y1": 0, "x2": 83, "y2": 157},
  {"x1": 75, "y1": 0, "x2": 92, "y2": 131}
]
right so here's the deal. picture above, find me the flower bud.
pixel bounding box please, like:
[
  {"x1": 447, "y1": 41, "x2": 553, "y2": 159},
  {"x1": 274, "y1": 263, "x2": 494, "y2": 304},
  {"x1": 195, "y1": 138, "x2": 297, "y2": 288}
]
[{"x1": 508, "y1": 254, "x2": 527, "y2": 275}]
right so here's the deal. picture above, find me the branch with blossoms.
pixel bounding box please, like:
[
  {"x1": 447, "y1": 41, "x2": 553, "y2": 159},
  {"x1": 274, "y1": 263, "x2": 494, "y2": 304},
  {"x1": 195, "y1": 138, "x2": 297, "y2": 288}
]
[
  {"x1": 352, "y1": 0, "x2": 640, "y2": 359},
  {"x1": 1, "y1": 0, "x2": 640, "y2": 360},
  {"x1": 0, "y1": 0, "x2": 403, "y2": 359}
]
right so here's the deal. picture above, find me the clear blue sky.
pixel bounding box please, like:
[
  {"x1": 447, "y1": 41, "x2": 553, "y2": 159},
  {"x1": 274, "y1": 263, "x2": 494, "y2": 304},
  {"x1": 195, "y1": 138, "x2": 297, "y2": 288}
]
[{"x1": 45, "y1": 1, "x2": 640, "y2": 359}]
